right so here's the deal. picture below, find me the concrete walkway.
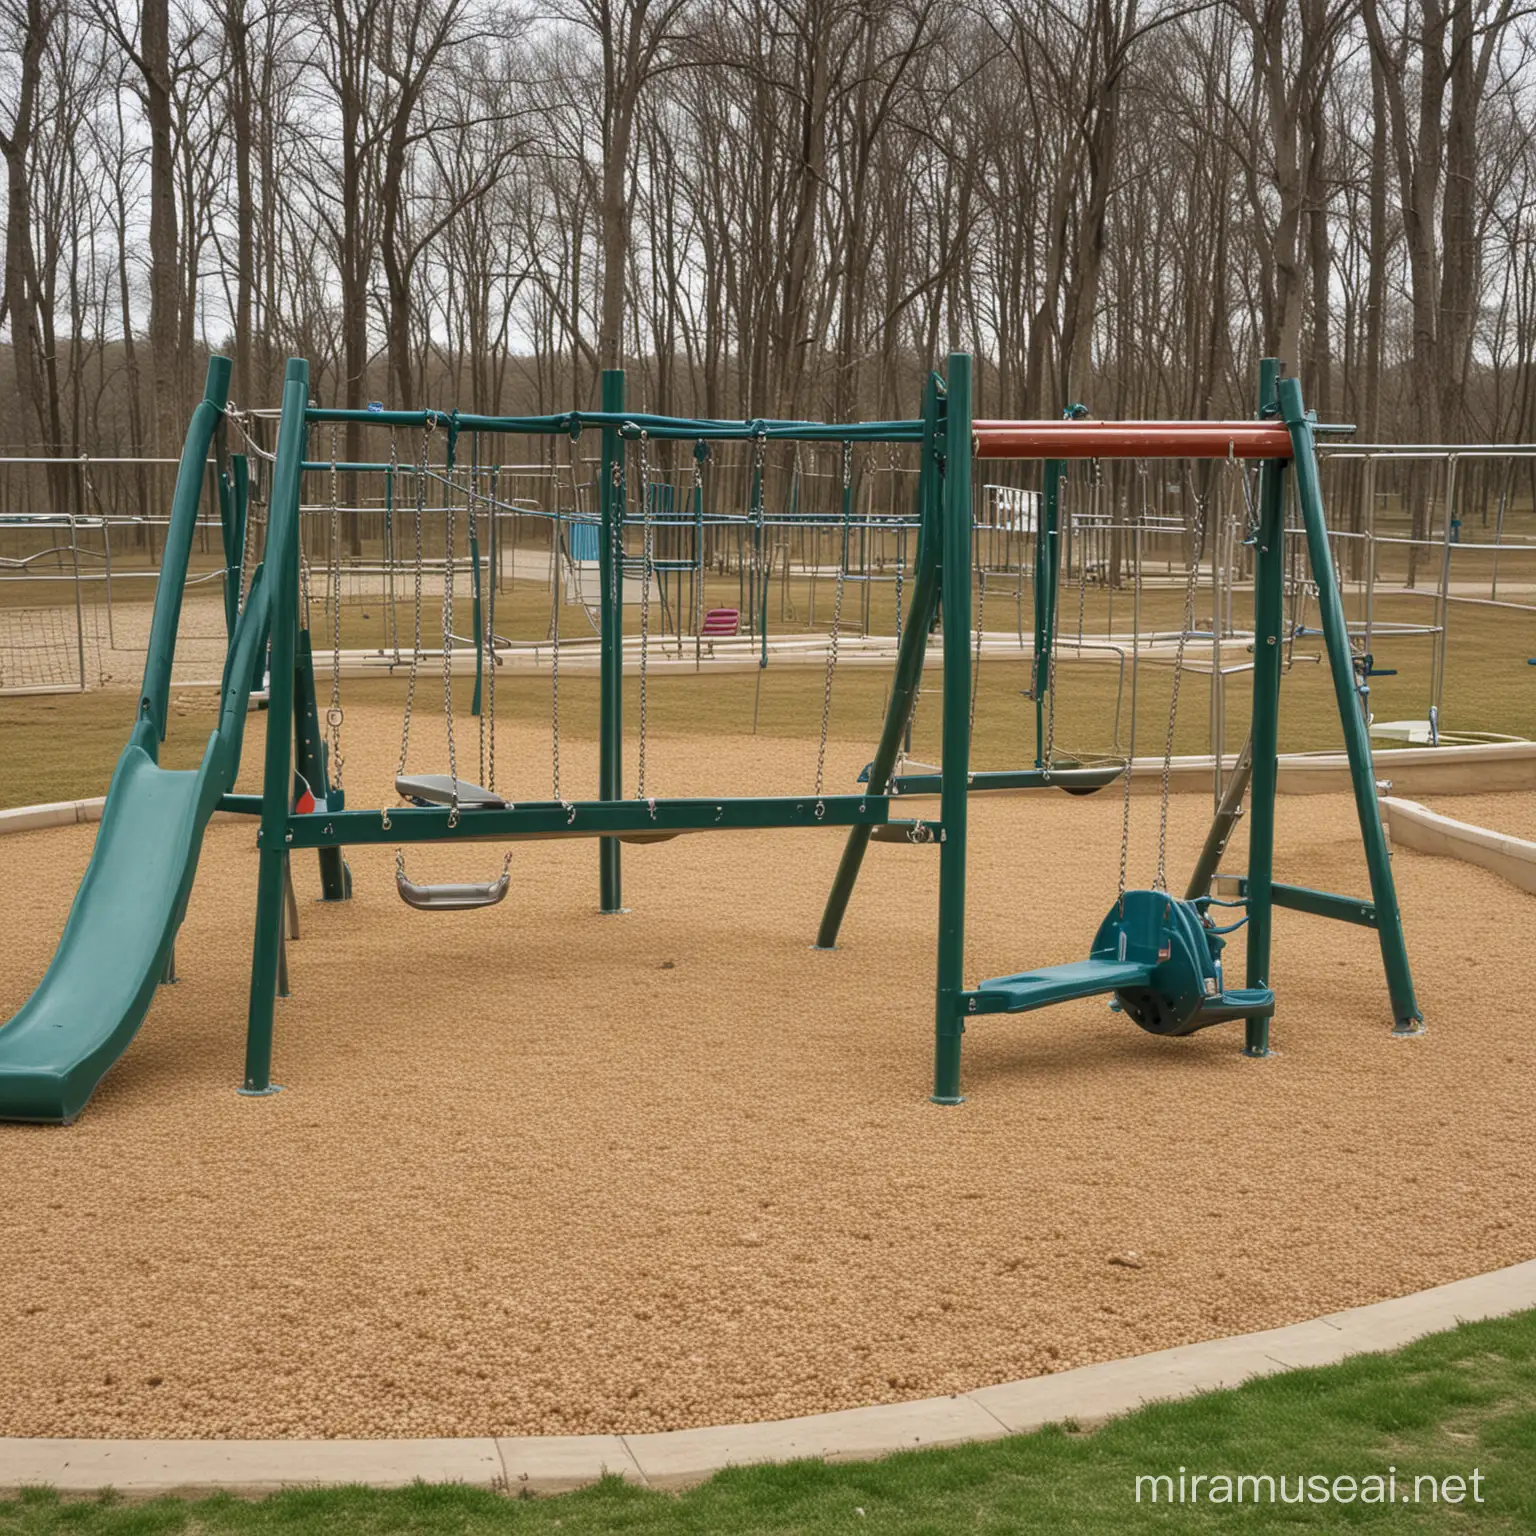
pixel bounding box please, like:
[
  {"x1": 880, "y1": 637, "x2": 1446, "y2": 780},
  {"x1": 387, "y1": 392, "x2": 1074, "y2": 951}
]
[{"x1": 2, "y1": 1259, "x2": 1531, "y2": 1498}]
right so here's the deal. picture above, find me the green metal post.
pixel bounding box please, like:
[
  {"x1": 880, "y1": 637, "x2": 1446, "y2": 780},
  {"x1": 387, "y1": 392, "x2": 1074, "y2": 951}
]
[
  {"x1": 816, "y1": 375, "x2": 944, "y2": 949},
  {"x1": 1243, "y1": 359, "x2": 1285, "y2": 1058},
  {"x1": 933, "y1": 353, "x2": 972, "y2": 1105},
  {"x1": 1033, "y1": 459, "x2": 1063, "y2": 766},
  {"x1": 598, "y1": 369, "x2": 625, "y2": 912},
  {"x1": 241, "y1": 358, "x2": 310, "y2": 1097},
  {"x1": 1280, "y1": 376, "x2": 1423, "y2": 1034}
]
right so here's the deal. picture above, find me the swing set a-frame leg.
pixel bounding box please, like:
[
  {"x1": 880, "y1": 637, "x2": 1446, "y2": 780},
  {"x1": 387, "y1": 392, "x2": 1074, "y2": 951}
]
[
  {"x1": 1280, "y1": 378, "x2": 1423, "y2": 1035},
  {"x1": 815, "y1": 373, "x2": 945, "y2": 951}
]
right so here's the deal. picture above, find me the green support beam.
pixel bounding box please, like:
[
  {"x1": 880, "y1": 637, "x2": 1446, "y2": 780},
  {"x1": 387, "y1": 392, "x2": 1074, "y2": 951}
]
[
  {"x1": 140, "y1": 357, "x2": 232, "y2": 744},
  {"x1": 241, "y1": 358, "x2": 311, "y2": 1097},
  {"x1": 1242, "y1": 359, "x2": 1285, "y2": 1059},
  {"x1": 273, "y1": 793, "x2": 899, "y2": 849},
  {"x1": 1279, "y1": 377, "x2": 1423, "y2": 1034},
  {"x1": 1185, "y1": 730, "x2": 1254, "y2": 901},
  {"x1": 1231, "y1": 879, "x2": 1378, "y2": 928},
  {"x1": 933, "y1": 353, "x2": 972, "y2": 1105},
  {"x1": 815, "y1": 373, "x2": 945, "y2": 949},
  {"x1": 598, "y1": 370, "x2": 625, "y2": 912}
]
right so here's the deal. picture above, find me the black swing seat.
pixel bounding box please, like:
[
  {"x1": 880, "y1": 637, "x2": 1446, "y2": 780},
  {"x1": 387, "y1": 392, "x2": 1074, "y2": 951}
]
[
  {"x1": 970, "y1": 889, "x2": 1274, "y2": 1036},
  {"x1": 395, "y1": 774, "x2": 508, "y2": 809},
  {"x1": 396, "y1": 869, "x2": 510, "y2": 911}
]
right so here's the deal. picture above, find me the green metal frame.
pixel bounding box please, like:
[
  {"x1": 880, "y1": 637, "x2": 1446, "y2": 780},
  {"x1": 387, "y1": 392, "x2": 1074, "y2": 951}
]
[
  {"x1": 232, "y1": 363, "x2": 935, "y2": 1093},
  {"x1": 221, "y1": 351, "x2": 1421, "y2": 1104},
  {"x1": 242, "y1": 359, "x2": 313, "y2": 1095},
  {"x1": 907, "y1": 355, "x2": 1420, "y2": 1102},
  {"x1": 599, "y1": 370, "x2": 625, "y2": 912},
  {"x1": 933, "y1": 354, "x2": 973, "y2": 1104}
]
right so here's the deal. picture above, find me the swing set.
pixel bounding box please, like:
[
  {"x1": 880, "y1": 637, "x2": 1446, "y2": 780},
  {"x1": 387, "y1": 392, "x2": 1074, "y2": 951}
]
[{"x1": 63, "y1": 351, "x2": 1418, "y2": 1114}]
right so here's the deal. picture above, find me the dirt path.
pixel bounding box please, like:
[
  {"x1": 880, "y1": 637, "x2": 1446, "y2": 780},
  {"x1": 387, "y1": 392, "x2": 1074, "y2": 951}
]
[{"x1": 0, "y1": 702, "x2": 1531, "y2": 1439}]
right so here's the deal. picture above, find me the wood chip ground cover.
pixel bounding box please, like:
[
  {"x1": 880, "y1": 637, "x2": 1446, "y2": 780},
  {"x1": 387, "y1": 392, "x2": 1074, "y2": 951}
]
[{"x1": 0, "y1": 704, "x2": 1531, "y2": 1438}]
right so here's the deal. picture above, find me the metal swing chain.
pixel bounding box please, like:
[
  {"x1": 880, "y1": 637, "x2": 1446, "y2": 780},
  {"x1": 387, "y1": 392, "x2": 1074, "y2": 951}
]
[
  {"x1": 1044, "y1": 464, "x2": 1066, "y2": 772},
  {"x1": 1048, "y1": 457, "x2": 1097, "y2": 768},
  {"x1": 483, "y1": 458, "x2": 499, "y2": 797},
  {"x1": 691, "y1": 443, "x2": 707, "y2": 638},
  {"x1": 235, "y1": 444, "x2": 256, "y2": 612},
  {"x1": 815, "y1": 440, "x2": 852, "y2": 806},
  {"x1": 397, "y1": 416, "x2": 434, "y2": 781},
  {"x1": 636, "y1": 428, "x2": 655, "y2": 799},
  {"x1": 327, "y1": 428, "x2": 345, "y2": 791},
  {"x1": 609, "y1": 439, "x2": 625, "y2": 610},
  {"x1": 969, "y1": 565, "x2": 986, "y2": 731},
  {"x1": 1155, "y1": 476, "x2": 1208, "y2": 892},
  {"x1": 298, "y1": 536, "x2": 313, "y2": 628},
  {"x1": 749, "y1": 428, "x2": 767, "y2": 596},
  {"x1": 442, "y1": 425, "x2": 460, "y2": 828},
  {"x1": 385, "y1": 431, "x2": 402, "y2": 663},
  {"x1": 467, "y1": 441, "x2": 486, "y2": 789},
  {"x1": 1077, "y1": 459, "x2": 1097, "y2": 647},
  {"x1": 552, "y1": 432, "x2": 576, "y2": 802},
  {"x1": 1118, "y1": 462, "x2": 1149, "y2": 907},
  {"x1": 902, "y1": 448, "x2": 928, "y2": 766}
]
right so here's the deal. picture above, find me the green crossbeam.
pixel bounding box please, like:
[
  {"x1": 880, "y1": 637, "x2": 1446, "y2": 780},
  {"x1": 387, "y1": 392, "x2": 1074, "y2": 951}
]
[
  {"x1": 260, "y1": 794, "x2": 897, "y2": 850},
  {"x1": 1237, "y1": 878, "x2": 1378, "y2": 928}
]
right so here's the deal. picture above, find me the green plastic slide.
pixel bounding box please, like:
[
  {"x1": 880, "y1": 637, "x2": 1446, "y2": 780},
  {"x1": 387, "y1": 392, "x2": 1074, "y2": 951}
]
[
  {"x1": 0, "y1": 735, "x2": 225, "y2": 1122},
  {"x1": 0, "y1": 356, "x2": 268, "y2": 1125}
]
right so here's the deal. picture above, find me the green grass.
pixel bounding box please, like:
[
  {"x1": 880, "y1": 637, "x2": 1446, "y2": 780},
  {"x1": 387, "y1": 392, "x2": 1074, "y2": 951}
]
[{"x1": 4, "y1": 1309, "x2": 1534, "y2": 1531}]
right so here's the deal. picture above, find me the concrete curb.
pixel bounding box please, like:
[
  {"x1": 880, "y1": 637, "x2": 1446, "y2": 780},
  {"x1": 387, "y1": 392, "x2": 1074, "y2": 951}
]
[
  {"x1": 0, "y1": 799, "x2": 247, "y2": 838},
  {"x1": 2, "y1": 1259, "x2": 1532, "y2": 1499},
  {"x1": 0, "y1": 798, "x2": 105, "y2": 834},
  {"x1": 1382, "y1": 797, "x2": 1536, "y2": 894}
]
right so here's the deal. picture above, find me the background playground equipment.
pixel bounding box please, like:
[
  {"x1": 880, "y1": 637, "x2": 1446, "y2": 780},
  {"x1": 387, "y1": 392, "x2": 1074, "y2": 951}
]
[
  {"x1": 0, "y1": 354, "x2": 1422, "y2": 1120},
  {"x1": 4, "y1": 419, "x2": 1535, "y2": 759}
]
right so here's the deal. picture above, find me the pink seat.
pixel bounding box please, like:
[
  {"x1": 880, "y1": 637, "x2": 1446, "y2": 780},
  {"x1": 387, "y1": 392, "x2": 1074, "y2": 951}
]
[{"x1": 701, "y1": 608, "x2": 740, "y2": 637}]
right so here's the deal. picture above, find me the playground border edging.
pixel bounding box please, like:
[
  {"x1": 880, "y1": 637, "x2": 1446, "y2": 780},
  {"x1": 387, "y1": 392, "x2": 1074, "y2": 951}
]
[
  {"x1": 1, "y1": 1259, "x2": 1532, "y2": 1498},
  {"x1": 1381, "y1": 796, "x2": 1536, "y2": 894},
  {"x1": 0, "y1": 799, "x2": 248, "y2": 837},
  {"x1": 0, "y1": 798, "x2": 104, "y2": 834}
]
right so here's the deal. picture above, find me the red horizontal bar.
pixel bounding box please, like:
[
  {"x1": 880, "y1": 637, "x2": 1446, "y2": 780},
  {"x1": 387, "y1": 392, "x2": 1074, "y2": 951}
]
[{"x1": 973, "y1": 420, "x2": 1295, "y2": 460}]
